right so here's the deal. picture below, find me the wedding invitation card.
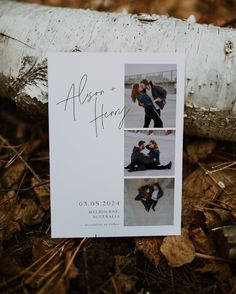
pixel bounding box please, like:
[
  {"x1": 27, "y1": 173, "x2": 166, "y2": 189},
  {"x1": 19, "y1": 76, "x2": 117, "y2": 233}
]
[{"x1": 47, "y1": 53, "x2": 185, "y2": 237}]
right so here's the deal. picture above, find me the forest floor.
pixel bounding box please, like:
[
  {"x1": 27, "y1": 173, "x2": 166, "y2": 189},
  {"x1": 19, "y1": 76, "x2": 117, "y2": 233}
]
[{"x1": 0, "y1": 93, "x2": 235, "y2": 294}]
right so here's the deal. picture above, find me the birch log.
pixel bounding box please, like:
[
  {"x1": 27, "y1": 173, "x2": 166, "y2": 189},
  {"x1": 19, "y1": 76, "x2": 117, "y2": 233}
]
[{"x1": 0, "y1": 1, "x2": 236, "y2": 141}]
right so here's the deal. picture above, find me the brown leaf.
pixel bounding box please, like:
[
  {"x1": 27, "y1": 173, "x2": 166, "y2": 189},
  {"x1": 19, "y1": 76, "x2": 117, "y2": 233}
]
[
  {"x1": 31, "y1": 177, "x2": 50, "y2": 210},
  {"x1": 195, "y1": 262, "x2": 232, "y2": 282},
  {"x1": 14, "y1": 198, "x2": 44, "y2": 225},
  {"x1": 190, "y1": 227, "x2": 216, "y2": 255},
  {"x1": 216, "y1": 197, "x2": 236, "y2": 219},
  {"x1": 211, "y1": 208, "x2": 233, "y2": 224},
  {"x1": 0, "y1": 189, "x2": 21, "y2": 241},
  {"x1": 4, "y1": 221, "x2": 21, "y2": 240},
  {"x1": 160, "y1": 228, "x2": 195, "y2": 267},
  {"x1": 114, "y1": 255, "x2": 137, "y2": 293},
  {"x1": 182, "y1": 167, "x2": 221, "y2": 225},
  {"x1": 135, "y1": 237, "x2": 162, "y2": 267},
  {"x1": 2, "y1": 161, "x2": 25, "y2": 188},
  {"x1": 44, "y1": 278, "x2": 67, "y2": 294},
  {"x1": 0, "y1": 254, "x2": 22, "y2": 276},
  {"x1": 23, "y1": 138, "x2": 42, "y2": 156},
  {"x1": 186, "y1": 139, "x2": 216, "y2": 163},
  {"x1": 65, "y1": 250, "x2": 79, "y2": 279},
  {"x1": 193, "y1": 209, "x2": 222, "y2": 229},
  {"x1": 114, "y1": 273, "x2": 137, "y2": 293}
]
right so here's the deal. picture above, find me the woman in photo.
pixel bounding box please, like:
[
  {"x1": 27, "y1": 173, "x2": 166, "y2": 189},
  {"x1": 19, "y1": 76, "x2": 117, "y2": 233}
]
[
  {"x1": 131, "y1": 83, "x2": 163, "y2": 128},
  {"x1": 146, "y1": 140, "x2": 160, "y2": 165}
]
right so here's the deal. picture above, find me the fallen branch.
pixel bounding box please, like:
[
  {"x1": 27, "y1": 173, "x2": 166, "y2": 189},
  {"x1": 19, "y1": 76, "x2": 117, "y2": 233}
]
[{"x1": 0, "y1": 1, "x2": 236, "y2": 140}]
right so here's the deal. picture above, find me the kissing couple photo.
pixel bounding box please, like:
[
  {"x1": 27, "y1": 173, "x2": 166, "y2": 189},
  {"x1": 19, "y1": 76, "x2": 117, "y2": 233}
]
[
  {"x1": 131, "y1": 79, "x2": 166, "y2": 128},
  {"x1": 124, "y1": 64, "x2": 177, "y2": 128}
]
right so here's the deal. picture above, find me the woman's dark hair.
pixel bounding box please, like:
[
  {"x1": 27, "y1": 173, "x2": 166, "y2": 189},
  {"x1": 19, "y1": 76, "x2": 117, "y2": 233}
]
[{"x1": 131, "y1": 83, "x2": 139, "y2": 103}]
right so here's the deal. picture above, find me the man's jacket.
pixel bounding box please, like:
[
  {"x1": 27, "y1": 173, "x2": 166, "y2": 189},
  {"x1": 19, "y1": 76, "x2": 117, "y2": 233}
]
[
  {"x1": 131, "y1": 147, "x2": 154, "y2": 166},
  {"x1": 150, "y1": 81, "x2": 167, "y2": 109}
]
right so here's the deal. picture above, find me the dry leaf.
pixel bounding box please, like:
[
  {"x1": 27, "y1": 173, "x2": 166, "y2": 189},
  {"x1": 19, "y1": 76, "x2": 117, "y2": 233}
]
[
  {"x1": 195, "y1": 262, "x2": 232, "y2": 282},
  {"x1": 0, "y1": 254, "x2": 22, "y2": 276},
  {"x1": 211, "y1": 208, "x2": 233, "y2": 224},
  {"x1": 190, "y1": 227, "x2": 216, "y2": 255},
  {"x1": 2, "y1": 161, "x2": 25, "y2": 188},
  {"x1": 114, "y1": 255, "x2": 137, "y2": 293},
  {"x1": 135, "y1": 237, "x2": 162, "y2": 267},
  {"x1": 115, "y1": 273, "x2": 137, "y2": 293},
  {"x1": 65, "y1": 250, "x2": 79, "y2": 279},
  {"x1": 193, "y1": 209, "x2": 222, "y2": 229},
  {"x1": 160, "y1": 228, "x2": 195, "y2": 267},
  {"x1": 186, "y1": 139, "x2": 216, "y2": 163},
  {"x1": 182, "y1": 167, "x2": 221, "y2": 225},
  {"x1": 32, "y1": 237, "x2": 65, "y2": 264},
  {"x1": 14, "y1": 198, "x2": 44, "y2": 225},
  {"x1": 31, "y1": 177, "x2": 50, "y2": 210},
  {"x1": 0, "y1": 189, "x2": 21, "y2": 241},
  {"x1": 46, "y1": 278, "x2": 67, "y2": 294}
]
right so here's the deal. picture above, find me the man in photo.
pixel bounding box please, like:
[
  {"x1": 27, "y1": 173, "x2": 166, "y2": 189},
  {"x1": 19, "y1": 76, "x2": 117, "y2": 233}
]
[
  {"x1": 125, "y1": 140, "x2": 172, "y2": 172},
  {"x1": 131, "y1": 84, "x2": 163, "y2": 128},
  {"x1": 140, "y1": 79, "x2": 167, "y2": 128}
]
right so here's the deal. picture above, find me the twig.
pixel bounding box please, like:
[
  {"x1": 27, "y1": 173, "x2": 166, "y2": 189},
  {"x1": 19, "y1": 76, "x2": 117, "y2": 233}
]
[
  {"x1": 0, "y1": 181, "x2": 50, "y2": 193},
  {"x1": 4, "y1": 145, "x2": 26, "y2": 168},
  {"x1": 24, "y1": 241, "x2": 70, "y2": 284},
  {"x1": 36, "y1": 260, "x2": 63, "y2": 287},
  {"x1": 197, "y1": 162, "x2": 235, "y2": 201},
  {"x1": 94, "y1": 253, "x2": 135, "y2": 294},
  {"x1": 111, "y1": 276, "x2": 119, "y2": 294},
  {"x1": 61, "y1": 238, "x2": 88, "y2": 279},
  {"x1": 170, "y1": 267, "x2": 175, "y2": 294},
  {"x1": 0, "y1": 240, "x2": 68, "y2": 290},
  {"x1": 229, "y1": 283, "x2": 236, "y2": 294},
  {"x1": 83, "y1": 246, "x2": 92, "y2": 294},
  {"x1": 45, "y1": 224, "x2": 51, "y2": 235},
  {"x1": 207, "y1": 201, "x2": 232, "y2": 211},
  {"x1": 206, "y1": 161, "x2": 236, "y2": 174},
  {"x1": 37, "y1": 271, "x2": 62, "y2": 294},
  {"x1": 195, "y1": 252, "x2": 236, "y2": 264},
  {"x1": 15, "y1": 170, "x2": 27, "y2": 202},
  {"x1": 0, "y1": 134, "x2": 41, "y2": 183}
]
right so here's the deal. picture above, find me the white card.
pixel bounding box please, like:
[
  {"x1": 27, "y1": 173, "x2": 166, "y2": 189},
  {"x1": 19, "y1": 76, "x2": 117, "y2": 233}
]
[{"x1": 47, "y1": 53, "x2": 185, "y2": 237}]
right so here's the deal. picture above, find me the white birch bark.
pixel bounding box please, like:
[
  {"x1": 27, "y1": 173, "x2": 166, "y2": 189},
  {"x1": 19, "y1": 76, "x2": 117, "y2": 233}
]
[{"x1": 0, "y1": 0, "x2": 236, "y2": 140}]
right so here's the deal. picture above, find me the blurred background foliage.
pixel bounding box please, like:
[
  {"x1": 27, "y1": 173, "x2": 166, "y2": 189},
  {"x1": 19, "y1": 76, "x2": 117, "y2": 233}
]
[{"x1": 18, "y1": 0, "x2": 236, "y2": 26}]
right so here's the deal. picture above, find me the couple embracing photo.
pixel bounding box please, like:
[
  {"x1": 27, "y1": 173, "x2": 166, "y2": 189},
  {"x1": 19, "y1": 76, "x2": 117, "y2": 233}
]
[
  {"x1": 124, "y1": 64, "x2": 177, "y2": 128},
  {"x1": 124, "y1": 130, "x2": 175, "y2": 177},
  {"x1": 125, "y1": 139, "x2": 172, "y2": 172},
  {"x1": 131, "y1": 79, "x2": 166, "y2": 128}
]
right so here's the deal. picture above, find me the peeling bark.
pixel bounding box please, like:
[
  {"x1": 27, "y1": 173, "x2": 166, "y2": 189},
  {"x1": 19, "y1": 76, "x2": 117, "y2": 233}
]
[{"x1": 0, "y1": 1, "x2": 236, "y2": 140}]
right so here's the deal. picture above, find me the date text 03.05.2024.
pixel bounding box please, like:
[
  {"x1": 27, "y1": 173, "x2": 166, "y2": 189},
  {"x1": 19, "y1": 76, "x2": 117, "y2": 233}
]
[{"x1": 78, "y1": 201, "x2": 120, "y2": 207}]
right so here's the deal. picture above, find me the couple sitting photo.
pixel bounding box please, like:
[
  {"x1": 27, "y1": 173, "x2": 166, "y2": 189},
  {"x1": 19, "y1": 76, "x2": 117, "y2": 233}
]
[
  {"x1": 125, "y1": 139, "x2": 172, "y2": 172},
  {"x1": 135, "y1": 183, "x2": 164, "y2": 212}
]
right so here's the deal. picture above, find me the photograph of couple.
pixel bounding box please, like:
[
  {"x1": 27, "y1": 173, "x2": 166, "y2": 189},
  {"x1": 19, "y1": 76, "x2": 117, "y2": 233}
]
[
  {"x1": 124, "y1": 64, "x2": 177, "y2": 128},
  {"x1": 124, "y1": 130, "x2": 175, "y2": 177},
  {"x1": 124, "y1": 178, "x2": 174, "y2": 226},
  {"x1": 134, "y1": 182, "x2": 164, "y2": 212}
]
